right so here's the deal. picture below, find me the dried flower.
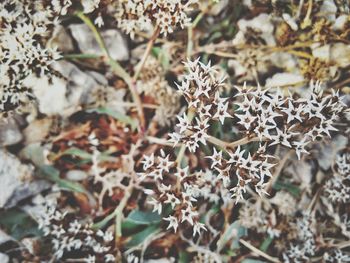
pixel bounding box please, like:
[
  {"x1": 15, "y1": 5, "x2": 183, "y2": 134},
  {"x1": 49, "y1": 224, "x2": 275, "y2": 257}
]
[
  {"x1": 114, "y1": 0, "x2": 197, "y2": 38},
  {"x1": 136, "y1": 57, "x2": 180, "y2": 126}
]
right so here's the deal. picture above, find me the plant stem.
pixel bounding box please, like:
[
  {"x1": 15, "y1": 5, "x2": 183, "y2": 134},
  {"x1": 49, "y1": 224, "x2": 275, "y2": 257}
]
[
  {"x1": 75, "y1": 11, "x2": 109, "y2": 57},
  {"x1": 146, "y1": 136, "x2": 174, "y2": 146},
  {"x1": 206, "y1": 135, "x2": 263, "y2": 151},
  {"x1": 133, "y1": 26, "x2": 161, "y2": 81},
  {"x1": 75, "y1": 11, "x2": 145, "y2": 131},
  {"x1": 115, "y1": 184, "x2": 133, "y2": 238},
  {"x1": 63, "y1": 53, "x2": 103, "y2": 60},
  {"x1": 301, "y1": 0, "x2": 313, "y2": 29},
  {"x1": 175, "y1": 108, "x2": 196, "y2": 191},
  {"x1": 265, "y1": 150, "x2": 293, "y2": 193},
  {"x1": 175, "y1": 108, "x2": 196, "y2": 166},
  {"x1": 187, "y1": 11, "x2": 205, "y2": 58}
]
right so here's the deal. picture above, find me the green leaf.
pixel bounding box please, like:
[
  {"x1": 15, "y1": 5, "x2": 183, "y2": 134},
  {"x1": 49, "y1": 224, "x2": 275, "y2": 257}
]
[
  {"x1": 210, "y1": 120, "x2": 224, "y2": 138},
  {"x1": 151, "y1": 47, "x2": 170, "y2": 69},
  {"x1": 22, "y1": 145, "x2": 89, "y2": 194},
  {"x1": 217, "y1": 221, "x2": 247, "y2": 251},
  {"x1": 151, "y1": 47, "x2": 161, "y2": 57},
  {"x1": 241, "y1": 259, "x2": 267, "y2": 263},
  {"x1": 93, "y1": 211, "x2": 116, "y2": 230},
  {"x1": 86, "y1": 107, "x2": 138, "y2": 130},
  {"x1": 0, "y1": 209, "x2": 41, "y2": 240},
  {"x1": 121, "y1": 220, "x2": 144, "y2": 233},
  {"x1": 207, "y1": 31, "x2": 222, "y2": 43},
  {"x1": 63, "y1": 53, "x2": 102, "y2": 60},
  {"x1": 126, "y1": 224, "x2": 160, "y2": 248},
  {"x1": 39, "y1": 165, "x2": 87, "y2": 193},
  {"x1": 225, "y1": 249, "x2": 236, "y2": 257},
  {"x1": 259, "y1": 236, "x2": 273, "y2": 252},
  {"x1": 126, "y1": 210, "x2": 161, "y2": 225},
  {"x1": 61, "y1": 147, "x2": 92, "y2": 160},
  {"x1": 273, "y1": 180, "x2": 301, "y2": 197},
  {"x1": 179, "y1": 251, "x2": 190, "y2": 263}
]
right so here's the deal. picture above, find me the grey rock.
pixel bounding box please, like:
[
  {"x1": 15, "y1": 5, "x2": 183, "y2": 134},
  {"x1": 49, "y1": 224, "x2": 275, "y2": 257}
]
[
  {"x1": 0, "y1": 118, "x2": 22, "y2": 146},
  {"x1": 69, "y1": 24, "x2": 129, "y2": 61},
  {"x1": 0, "y1": 150, "x2": 33, "y2": 208},
  {"x1": 4, "y1": 180, "x2": 51, "y2": 209},
  {"x1": 0, "y1": 229, "x2": 13, "y2": 245},
  {"x1": 0, "y1": 253, "x2": 9, "y2": 263},
  {"x1": 102, "y1": 29, "x2": 129, "y2": 61}
]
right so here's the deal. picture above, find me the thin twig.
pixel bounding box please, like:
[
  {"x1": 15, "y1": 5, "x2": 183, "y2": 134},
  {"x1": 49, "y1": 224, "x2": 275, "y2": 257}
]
[
  {"x1": 106, "y1": 102, "x2": 158, "y2": 109},
  {"x1": 140, "y1": 231, "x2": 164, "y2": 263},
  {"x1": 333, "y1": 241, "x2": 350, "y2": 249},
  {"x1": 295, "y1": 0, "x2": 305, "y2": 19},
  {"x1": 239, "y1": 239, "x2": 281, "y2": 263},
  {"x1": 284, "y1": 49, "x2": 314, "y2": 59},
  {"x1": 92, "y1": 182, "x2": 133, "y2": 231},
  {"x1": 307, "y1": 188, "x2": 322, "y2": 214},
  {"x1": 181, "y1": 233, "x2": 222, "y2": 263},
  {"x1": 301, "y1": 0, "x2": 313, "y2": 29},
  {"x1": 206, "y1": 135, "x2": 263, "y2": 151},
  {"x1": 227, "y1": 136, "x2": 263, "y2": 148},
  {"x1": 146, "y1": 136, "x2": 174, "y2": 147},
  {"x1": 133, "y1": 26, "x2": 161, "y2": 80}
]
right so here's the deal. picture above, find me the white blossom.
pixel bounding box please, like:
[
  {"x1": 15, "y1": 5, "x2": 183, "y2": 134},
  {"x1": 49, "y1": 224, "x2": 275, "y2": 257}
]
[{"x1": 163, "y1": 216, "x2": 179, "y2": 232}]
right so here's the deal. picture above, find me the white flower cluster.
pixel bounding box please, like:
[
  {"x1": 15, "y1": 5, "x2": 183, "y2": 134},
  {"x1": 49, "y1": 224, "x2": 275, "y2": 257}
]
[
  {"x1": 325, "y1": 152, "x2": 350, "y2": 203},
  {"x1": 139, "y1": 150, "x2": 212, "y2": 236},
  {"x1": 0, "y1": 0, "x2": 67, "y2": 117},
  {"x1": 324, "y1": 249, "x2": 350, "y2": 262},
  {"x1": 81, "y1": 0, "x2": 100, "y2": 14},
  {"x1": 208, "y1": 144, "x2": 276, "y2": 202},
  {"x1": 37, "y1": 202, "x2": 115, "y2": 262},
  {"x1": 169, "y1": 58, "x2": 230, "y2": 152},
  {"x1": 234, "y1": 82, "x2": 346, "y2": 160},
  {"x1": 114, "y1": 0, "x2": 197, "y2": 38},
  {"x1": 167, "y1": 59, "x2": 348, "y2": 202},
  {"x1": 283, "y1": 214, "x2": 316, "y2": 263},
  {"x1": 171, "y1": 60, "x2": 347, "y2": 160}
]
